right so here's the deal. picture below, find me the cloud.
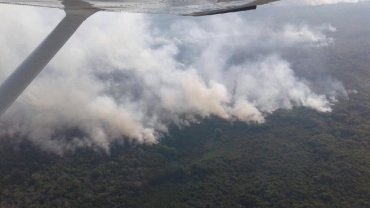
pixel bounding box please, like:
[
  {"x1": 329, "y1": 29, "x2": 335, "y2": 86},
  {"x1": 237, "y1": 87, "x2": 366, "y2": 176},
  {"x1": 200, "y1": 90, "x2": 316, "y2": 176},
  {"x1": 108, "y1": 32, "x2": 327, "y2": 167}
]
[{"x1": 0, "y1": 5, "x2": 346, "y2": 154}]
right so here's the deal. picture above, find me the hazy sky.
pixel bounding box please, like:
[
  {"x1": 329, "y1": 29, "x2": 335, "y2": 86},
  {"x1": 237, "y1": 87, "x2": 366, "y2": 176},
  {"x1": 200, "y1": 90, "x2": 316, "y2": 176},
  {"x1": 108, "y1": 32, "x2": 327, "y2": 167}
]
[{"x1": 0, "y1": 0, "x2": 367, "y2": 154}]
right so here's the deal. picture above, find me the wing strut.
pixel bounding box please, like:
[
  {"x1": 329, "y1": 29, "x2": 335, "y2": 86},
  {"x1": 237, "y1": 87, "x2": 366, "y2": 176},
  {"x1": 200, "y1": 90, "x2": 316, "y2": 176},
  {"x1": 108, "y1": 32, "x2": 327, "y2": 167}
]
[{"x1": 0, "y1": 9, "x2": 96, "y2": 117}]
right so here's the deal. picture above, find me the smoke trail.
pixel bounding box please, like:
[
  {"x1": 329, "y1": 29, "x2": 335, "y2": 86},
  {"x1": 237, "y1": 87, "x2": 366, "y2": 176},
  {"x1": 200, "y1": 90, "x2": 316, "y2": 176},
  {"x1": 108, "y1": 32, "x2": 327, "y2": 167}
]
[
  {"x1": 0, "y1": 6, "x2": 347, "y2": 154},
  {"x1": 306, "y1": 0, "x2": 366, "y2": 5}
]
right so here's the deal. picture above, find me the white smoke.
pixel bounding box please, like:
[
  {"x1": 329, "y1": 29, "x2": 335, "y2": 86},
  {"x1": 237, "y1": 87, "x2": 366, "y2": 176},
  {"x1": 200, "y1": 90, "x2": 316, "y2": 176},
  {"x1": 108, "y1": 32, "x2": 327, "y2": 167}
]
[
  {"x1": 276, "y1": 0, "x2": 368, "y2": 5},
  {"x1": 306, "y1": 0, "x2": 366, "y2": 5},
  {"x1": 0, "y1": 5, "x2": 346, "y2": 154}
]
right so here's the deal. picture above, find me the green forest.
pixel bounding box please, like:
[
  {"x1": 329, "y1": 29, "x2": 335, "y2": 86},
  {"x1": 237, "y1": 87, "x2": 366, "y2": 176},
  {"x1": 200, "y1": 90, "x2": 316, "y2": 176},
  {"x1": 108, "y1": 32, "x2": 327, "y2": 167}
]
[
  {"x1": 2, "y1": 5, "x2": 370, "y2": 208},
  {"x1": 2, "y1": 88, "x2": 370, "y2": 207}
]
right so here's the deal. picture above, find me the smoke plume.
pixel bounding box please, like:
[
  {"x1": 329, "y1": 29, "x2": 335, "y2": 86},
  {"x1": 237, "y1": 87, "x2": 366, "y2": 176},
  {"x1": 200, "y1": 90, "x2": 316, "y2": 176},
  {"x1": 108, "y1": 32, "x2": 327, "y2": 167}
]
[
  {"x1": 306, "y1": 0, "x2": 367, "y2": 5},
  {"x1": 278, "y1": 0, "x2": 369, "y2": 5},
  {"x1": 0, "y1": 5, "x2": 347, "y2": 154}
]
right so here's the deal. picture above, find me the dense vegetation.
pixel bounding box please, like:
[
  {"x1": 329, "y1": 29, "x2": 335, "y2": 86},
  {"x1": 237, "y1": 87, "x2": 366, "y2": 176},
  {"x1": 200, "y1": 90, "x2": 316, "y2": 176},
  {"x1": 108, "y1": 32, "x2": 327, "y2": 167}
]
[
  {"x1": 2, "y1": 4, "x2": 370, "y2": 208},
  {"x1": 1, "y1": 90, "x2": 370, "y2": 207}
]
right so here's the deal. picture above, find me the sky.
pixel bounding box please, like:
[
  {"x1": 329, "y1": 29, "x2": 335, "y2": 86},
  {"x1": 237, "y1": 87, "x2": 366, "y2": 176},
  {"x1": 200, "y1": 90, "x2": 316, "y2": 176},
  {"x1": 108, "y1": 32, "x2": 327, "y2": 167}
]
[{"x1": 0, "y1": 0, "x2": 367, "y2": 154}]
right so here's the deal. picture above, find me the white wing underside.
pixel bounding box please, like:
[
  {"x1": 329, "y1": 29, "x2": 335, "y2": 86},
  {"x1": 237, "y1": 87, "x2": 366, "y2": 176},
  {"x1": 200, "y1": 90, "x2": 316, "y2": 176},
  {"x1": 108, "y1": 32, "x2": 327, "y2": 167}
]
[
  {"x1": 0, "y1": 0, "x2": 278, "y2": 117},
  {"x1": 0, "y1": 0, "x2": 278, "y2": 16}
]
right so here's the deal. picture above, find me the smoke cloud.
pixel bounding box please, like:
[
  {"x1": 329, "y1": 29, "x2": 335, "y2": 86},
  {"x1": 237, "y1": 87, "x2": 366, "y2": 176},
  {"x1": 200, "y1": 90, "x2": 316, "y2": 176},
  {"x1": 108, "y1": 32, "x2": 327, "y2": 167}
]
[
  {"x1": 0, "y1": 5, "x2": 347, "y2": 154},
  {"x1": 306, "y1": 0, "x2": 367, "y2": 5},
  {"x1": 276, "y1": 0, "x2": 368, "y2": 6}
]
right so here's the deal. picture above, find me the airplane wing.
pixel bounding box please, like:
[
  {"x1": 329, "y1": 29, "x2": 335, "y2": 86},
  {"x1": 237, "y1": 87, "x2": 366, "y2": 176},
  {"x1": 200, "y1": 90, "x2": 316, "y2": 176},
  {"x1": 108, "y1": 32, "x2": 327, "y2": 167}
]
[
  {"x1": 0, "y1": 0, "x2": 278, "y2": 16},
  {"x1": 0, "y1": 0, "x2": 278, "y2": 117}
]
